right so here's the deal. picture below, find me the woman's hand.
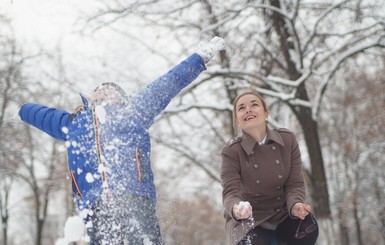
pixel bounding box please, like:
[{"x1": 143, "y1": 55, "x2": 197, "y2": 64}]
[
  {"x1": 291, "y1": 202, "x2": 312, "y2": 220},
  {"x1": 196, "y1": 36, "x2": 226, "y2": 63},
  {"x1": 232, "y1": 201, "x2": 252, "y2": 220}
]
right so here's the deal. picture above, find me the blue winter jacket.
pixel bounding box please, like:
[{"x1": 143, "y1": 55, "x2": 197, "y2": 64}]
[{"x1": 19, "y1": 53, "x2": 206, "y2": 211}]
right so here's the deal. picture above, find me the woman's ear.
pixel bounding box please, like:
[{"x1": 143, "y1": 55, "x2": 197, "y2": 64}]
[{"x1": 265, "y1": 112, "x2": 269, "y2": 121}]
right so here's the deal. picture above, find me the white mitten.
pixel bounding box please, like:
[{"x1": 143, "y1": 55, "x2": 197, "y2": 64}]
[
  {"x1": 233, "y1": 201, "x2": 252, "y2": 220},
  {"x1": 196, "y1": 36, "x2": 226, "y2": 63}
]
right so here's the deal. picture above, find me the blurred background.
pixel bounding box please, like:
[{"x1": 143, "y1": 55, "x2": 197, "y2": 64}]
[{"x1": 0, "y1": 0, "x2": 384, "y2": 244}]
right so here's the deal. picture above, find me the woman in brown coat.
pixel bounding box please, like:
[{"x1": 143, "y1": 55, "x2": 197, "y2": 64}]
[{"x1": 220, "y1": 91, "x2": 319, "y2": 245}]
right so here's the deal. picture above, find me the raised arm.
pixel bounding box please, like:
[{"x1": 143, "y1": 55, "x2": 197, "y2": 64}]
[
  {"x1": 130, "y1": 37, "x2": 226, "y2": 129},
  {"x1": 19, "y1": 103, "x2": 71, "y2": 141}
]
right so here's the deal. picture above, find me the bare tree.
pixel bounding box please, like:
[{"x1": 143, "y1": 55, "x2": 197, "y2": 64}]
[
  {"x1": 0, "y1": 13, "x2": 77, "y2": 244},
  {"x1": 1, "y1": 71, "x2": 68, "y2": 245},
  {"x1": 84, "y1": 0, "x2": 385, "y2": 221},
  {"x1": 320, "y1": 58, "x2": 385, "y2": 244},
  {"x1": 0, "y1": 13, "x2": 27, "y2": 245},
  {"x1": 2, "y1": 1, "x2": 381, "y2": 244}
]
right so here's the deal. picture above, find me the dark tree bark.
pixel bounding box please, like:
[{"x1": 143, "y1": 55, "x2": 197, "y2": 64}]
[{"x1": 269, "y1": 0, "x2": 330, "y2": 218}]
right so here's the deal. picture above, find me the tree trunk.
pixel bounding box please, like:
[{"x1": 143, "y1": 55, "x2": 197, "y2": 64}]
[
  {"x1": 36, "y1": 218, "x2": 43, "y2": 245},
  {"x1": 269, "y1": 0, "x2": 331, "y2": 218},
  {"x1": 1, "y1": 216, "x2": 8, "y2": 245},
  {"x1": 294, "y1": 101, "x2": 331, "y2": 218},
  {"x1": 353, "y1": 192, "x2": 363, "y2": 245},
  {"x1": 338, "y1": 207, "x2": 350, "y2": 245}
]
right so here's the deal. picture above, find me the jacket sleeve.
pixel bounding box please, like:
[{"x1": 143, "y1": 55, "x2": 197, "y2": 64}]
[
  {"x1": 19, "y1": 103, "x2": 70, "y2": 141},
  {"x1": 221, "y1": 144, "x2": 243, "y2": 220},
  {"x1": 130, "y1": 53, "x2": 206, "y2": 129},
  {"x1": 283, "y1": 132, "x2": 306, "y2": 213}
]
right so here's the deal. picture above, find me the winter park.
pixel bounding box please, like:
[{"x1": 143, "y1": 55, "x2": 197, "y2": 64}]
[{"x1": 0, "y1": 0, "x2": 384, "y2": 244}]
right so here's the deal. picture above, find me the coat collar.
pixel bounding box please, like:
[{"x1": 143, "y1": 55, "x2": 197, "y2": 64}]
[{"x1": 240, "y1": 127, "x2": 285, "y2": 155}]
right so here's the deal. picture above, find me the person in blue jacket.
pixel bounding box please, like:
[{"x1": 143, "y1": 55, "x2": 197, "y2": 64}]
[{"x1": 19, "y1": 37, "x2": 225, "y2": 245}]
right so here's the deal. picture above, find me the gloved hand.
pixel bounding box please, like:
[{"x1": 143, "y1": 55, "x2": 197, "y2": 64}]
[
  {"x1": 232, "y1": 201, "x2": 252, "y2": 220},
  {"x1": 195, "y1": 36, "x2": 226, "y2": 63}
]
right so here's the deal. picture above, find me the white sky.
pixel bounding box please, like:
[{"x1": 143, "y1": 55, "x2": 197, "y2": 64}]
[
  {"x1": 2, "y1": 0, "x2": 181, "y2": 102},
  {"x1": 3, "y1": 0, "x2": 91, "y2": 46}
]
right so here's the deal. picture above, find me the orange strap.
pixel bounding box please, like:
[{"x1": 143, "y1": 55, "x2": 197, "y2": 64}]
[
  {"x1": 92, "y1": 105, "x2": 110, "y2": 196},
  {"x1": 70, "y1": 170, "x2": 83, "y2": 197},
  {"x1": 136, "y1": 147, "x2": 142, "y2": 182}
]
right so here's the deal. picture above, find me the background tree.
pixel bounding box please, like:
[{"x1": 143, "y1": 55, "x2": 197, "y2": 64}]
[
  {"x1": 0, "y1": 13, "x2": 27, "y2": 245},
  {"x1": 14, "y1": 48, "x2": 81, "y2": 244},
  {"x1": 82, "y1": 0, "x2": 385, "y2": 242},
  {"x1": 0, "y1": 13, "x2": 77, "y2": 242},
  {"x1": 1, "y1": 0, "x2": 384, "y2": 244},
  {"x1": 320, "y1": 57, "x2": 385, "y2": 245},
  {"x1": 86, "y1": 0, "x2": 384, "y2": 214}
]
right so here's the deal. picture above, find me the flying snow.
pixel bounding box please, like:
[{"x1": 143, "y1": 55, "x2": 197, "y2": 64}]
[
  {"x1": 61, "y1": 126, "x2": 69, "y2": 134},
  {"x1": 55, "y1": 216, "x2": 85, "y2": 245},
  {"x1": 86, "y1": 172, "x2": 95, "y2": 183},
  {"x1": 95, "y1": 105, "x2": 107, "y2": 124}
]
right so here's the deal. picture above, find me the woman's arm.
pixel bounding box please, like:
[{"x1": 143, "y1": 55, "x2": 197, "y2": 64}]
[
  {"x1": 284, "y1": 132, "x2": 307, "y2": 213},
  {"x1": 130, "y1": 37, "x2": 225, "y2": 129},
  {"x1": 130, "y1": 53, "x2": 206, "y2": 129},
  {"x1": 19, "y1": 103, "x2": 70, "y2": 141},
  {"x1": 221, "y1": 145, "x2": 244, "y2": 219}
]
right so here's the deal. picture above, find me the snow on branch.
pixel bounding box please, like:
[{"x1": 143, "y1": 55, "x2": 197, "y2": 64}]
[
  {"x1": 254, "y1": 36, "x2": 287, "y2": 70},
  {"x1": 245, "y1": 3, "x2": 294, "y2": 20},
  {"x1": 137, "y1": 1, "x2": 196, "y2": 15},
  {"x1": 312, "y1": 26, "x2": 384, "y2": 69},
  {"x1": 255, "y1": 87, "x2": 312, "y2": 108},
  {"x1": 164, "y1": 103, "x2": 231, "y2": 114},
  {"x1": 265, "y1": 72, "x2": 310, "y2": 87},
  {"x1": 212, "y1": 69, "x2": 313, "y2": 108},
  {"x1": 313, "y1": 35, "x2": 385, "y2": 119},
  {"x1": 302, "y1": 0, "x2": 351, "y2": 53},
  {"x1": 202, "y1": 11, "x2": 242, "y2": 33},
  {"x1": 316, "y1": 22, "x2": 381, "y2": 38}
]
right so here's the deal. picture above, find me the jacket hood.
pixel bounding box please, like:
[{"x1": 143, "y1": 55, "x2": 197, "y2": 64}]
[{"x1": 79, "y1": 93, "x2": 89, "y2": 109}]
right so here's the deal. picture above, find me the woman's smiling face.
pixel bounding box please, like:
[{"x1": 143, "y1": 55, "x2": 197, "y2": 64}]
[{"x1": 235, "y1": 94, "x2": 269, "y2": 131}]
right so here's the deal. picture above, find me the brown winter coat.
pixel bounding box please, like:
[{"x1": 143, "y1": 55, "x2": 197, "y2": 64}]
[{"x1": 220, "y1": 127, "x2": 306, "y2": 245}]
